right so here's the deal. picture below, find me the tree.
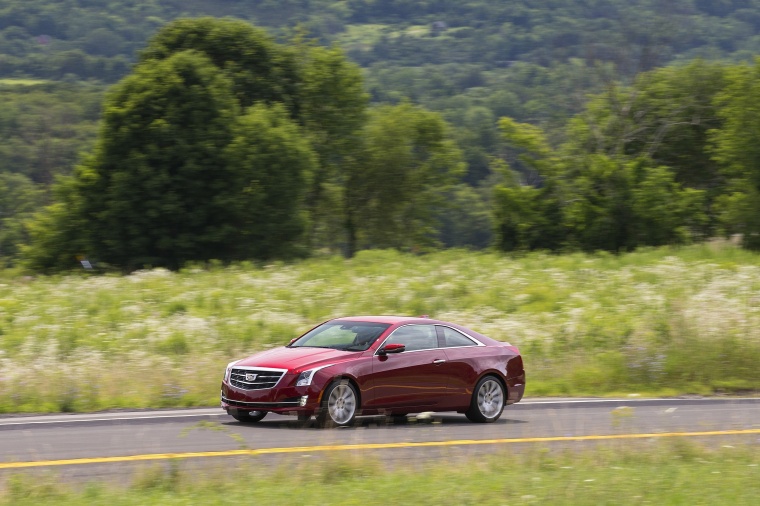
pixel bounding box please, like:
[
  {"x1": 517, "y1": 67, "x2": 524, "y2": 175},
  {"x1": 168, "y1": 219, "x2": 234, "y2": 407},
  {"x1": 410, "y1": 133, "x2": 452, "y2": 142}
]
[
  {"x1": 437, "y1": 183, "x2": 493, "y2": 249},
  {"x1": 493, "y1": 117, "x2": 566, "y2": 252},
  {"x1": 22, "y1": 17, "x2": 374, "y2": 270},
  {"x1": 0, "y1": 84, "x2": 102, "y2": 184},
  {"x1": 19, "y1": 175, "x2": 89, "y2": 272},
  {"x1": 494, "y1": 116, "x2": 705, "y2": 253},
  {"x1": 225, "y1": 104, "x2": 317, "y2": 259},
  {"x1": 562, "y1": 155, "x2": 705, "y2": 251},
  {"x1": 565, "y1": 61, "x2": 727, "y2": 192},
  {"x1": 347, "y1": 102, "x2": 465, "y2": 255},
  {"x1": 563, "y1": 61, "x2": 727, "y2": 236},
  {"x1": 139, "y1": 17, "x2": 300, "y2": 111},
  {"x1": 493, "y1": 183, "x2": 565, "y2": 252},
  {"x1": 65, "y1": 50, "x2": 241, "y2": 270},
  {"x1": 712, "y1": 58, "x2": 760, "y2": 249},
  {"x1": 293, "y1": 41, "x2": 368, "y2": 250},
  {"x1": 0, "y1": 172, "x2": 42, "y2": 266},
  {"x1": 140, "y1": 20, "x2": 370, "y2": 252}
]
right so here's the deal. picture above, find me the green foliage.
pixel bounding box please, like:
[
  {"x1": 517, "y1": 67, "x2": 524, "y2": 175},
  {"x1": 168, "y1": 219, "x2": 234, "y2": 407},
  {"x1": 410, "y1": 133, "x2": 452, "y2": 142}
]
[
  {"x1": 139, "y1": 17, "x2": 300, "y2": 111},
  {"x1": 492, "y1": 60, "x2": 731, "y2": 254},
  {"x1": 140, "y1": 20, "x2": 372, "y2": 256},
  {"x1": 630, "y1": 162, "x2": 706, "y2": 246},
  {"x1": 21, "y1": 17, "x2": 470, "y2": 268},
  {"x1": 65, "y1": 50, "x2": 241, "y2": 270},
  {"x1": 349, "y1": 102, "x2": 465, "y2": 253},
  {"x1": 20, "y1": 176, "x2": 90, "y2": 272},
  {"x1": 437, "y1": 183, "x2": 493, "y2": 249},
  {"x1": 493, "y1": 183, "x2": 565, "y2": 252},
  {"x1": 226, "y1": 103, "x2": 316, "y2": 259},
  {"x1": 293, "y1": 41, "x2": 369, "y2": 250},
  {"x1": 0, "y1": 82, "x2": 102, "y2": 183},
  {"x1": 712, "y1": 57, "x2": 760, "y2": 249},
  {"x1": 563, "y1": 60, "x2": 727, "y2": 235},
  {"x1": 0, "y1": 173, "x2": 43, "y2": 265},
  {"x1": 493, "y1": 117, "x2": 566, "y2": 251},
  {"x1": 10, "y1": 4, "x2": 760, "y2": 264},
  {"x1": 563, "y1": 156, "x2": 706, "y2": 252}
]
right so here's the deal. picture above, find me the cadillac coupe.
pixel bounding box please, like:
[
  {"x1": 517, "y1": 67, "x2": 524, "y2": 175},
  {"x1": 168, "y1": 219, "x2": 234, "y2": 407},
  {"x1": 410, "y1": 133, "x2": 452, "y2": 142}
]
[{"x1": 221, "y1": 316, "x2": 525, "y2": 427}]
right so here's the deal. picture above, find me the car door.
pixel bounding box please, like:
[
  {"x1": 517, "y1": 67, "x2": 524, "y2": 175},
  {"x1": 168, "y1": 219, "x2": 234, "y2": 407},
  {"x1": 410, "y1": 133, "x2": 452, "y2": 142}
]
[
  {"x1": 437, "y1": 325, "x2": 484, "y2": 409},
  {"x1": 364, "y1": 324, "x2": 451, "y2": 410}
]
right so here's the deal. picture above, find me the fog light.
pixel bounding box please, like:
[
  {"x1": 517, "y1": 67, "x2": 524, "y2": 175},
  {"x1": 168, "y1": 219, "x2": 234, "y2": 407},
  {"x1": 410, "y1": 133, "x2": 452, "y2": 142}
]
[{"x1": 299, "y1": 395, "x2": 308, "y2": 407}]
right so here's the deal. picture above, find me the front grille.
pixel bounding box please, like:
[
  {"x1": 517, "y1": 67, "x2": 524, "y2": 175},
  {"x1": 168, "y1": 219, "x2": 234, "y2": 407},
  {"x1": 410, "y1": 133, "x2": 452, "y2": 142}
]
[{"x1": 229, "y1": 368, "x2": 286, "y2": 390}]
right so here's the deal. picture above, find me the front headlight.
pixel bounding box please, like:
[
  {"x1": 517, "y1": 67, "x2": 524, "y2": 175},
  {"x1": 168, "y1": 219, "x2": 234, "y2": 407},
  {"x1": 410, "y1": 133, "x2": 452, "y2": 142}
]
[
  {"x1": 224, "y1": 361, "x2": 237, "y2": 382},
  {"x1": 295, "y1": 364, "x2": 334, "y2": 387}
]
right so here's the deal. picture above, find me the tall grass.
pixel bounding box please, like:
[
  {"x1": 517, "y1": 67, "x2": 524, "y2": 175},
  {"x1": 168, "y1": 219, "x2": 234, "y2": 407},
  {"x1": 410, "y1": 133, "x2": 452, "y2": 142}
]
[
  {"x1": 1, "y1": 242, "x2": 759, "y2": 413},
  {"x1": 1, "y1": 440, "x2": 758, "y2": 504}
]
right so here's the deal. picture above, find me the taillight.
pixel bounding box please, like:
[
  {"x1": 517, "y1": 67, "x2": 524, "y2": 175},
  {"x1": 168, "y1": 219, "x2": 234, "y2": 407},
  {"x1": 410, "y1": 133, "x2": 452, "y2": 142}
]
[{"x1": 505, "y1": 344, "x2": 520, "y2": 355}]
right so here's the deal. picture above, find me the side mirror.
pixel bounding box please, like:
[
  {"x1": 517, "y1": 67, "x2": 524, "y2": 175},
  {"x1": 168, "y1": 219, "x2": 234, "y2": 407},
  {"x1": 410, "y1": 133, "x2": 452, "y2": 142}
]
[{"x1": 378, "y1": 343, "x2": 405, "y2": 356}]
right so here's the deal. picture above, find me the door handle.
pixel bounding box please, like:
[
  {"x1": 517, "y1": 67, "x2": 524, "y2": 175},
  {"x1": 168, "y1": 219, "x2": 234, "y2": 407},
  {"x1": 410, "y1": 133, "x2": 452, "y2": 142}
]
[{"x1": 433, "y1": 359, "x2": 446, "y2": 365}]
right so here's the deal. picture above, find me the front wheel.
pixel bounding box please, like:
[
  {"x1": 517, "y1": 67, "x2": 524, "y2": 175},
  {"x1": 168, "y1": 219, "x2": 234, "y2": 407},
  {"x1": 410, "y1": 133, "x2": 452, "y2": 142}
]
[
  {"x1": 465, "y1": 376, "x2": 505, "y2": 423},
  {"x1": 316, "y1": 380, "x2": 358, "y2": 428},
  {"x1": 230, "y1": 410, "x2": 267, "y2": 423}
]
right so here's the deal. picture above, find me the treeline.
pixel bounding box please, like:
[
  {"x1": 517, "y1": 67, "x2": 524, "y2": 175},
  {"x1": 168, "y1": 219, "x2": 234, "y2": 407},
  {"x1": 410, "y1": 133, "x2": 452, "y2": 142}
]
[
  {"x1": 10, "y1": 17, "x2": 760, "y2": 273},
  {"x1": 494, "y1": 59, "x2": 760, "y2": 253},
  {"x1": 19, "y1": 18, "x2": 464, "y2": 271},
  {"x1": 5, "y1": 5, "x2": 760, "y2": 270}
]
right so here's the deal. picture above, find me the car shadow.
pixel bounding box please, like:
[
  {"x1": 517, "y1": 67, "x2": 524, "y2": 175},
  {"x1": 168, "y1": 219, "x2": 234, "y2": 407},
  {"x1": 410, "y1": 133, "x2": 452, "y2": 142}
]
[{"x1": 220, "y1": 412, "x2": 527, "y2": 430}]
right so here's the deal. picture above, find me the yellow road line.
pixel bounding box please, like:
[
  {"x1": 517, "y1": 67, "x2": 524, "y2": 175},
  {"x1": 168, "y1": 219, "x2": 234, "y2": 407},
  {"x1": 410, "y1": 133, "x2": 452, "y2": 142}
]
[{"x1": 2, "y1": 429, "x2": 759, "y2": 470}]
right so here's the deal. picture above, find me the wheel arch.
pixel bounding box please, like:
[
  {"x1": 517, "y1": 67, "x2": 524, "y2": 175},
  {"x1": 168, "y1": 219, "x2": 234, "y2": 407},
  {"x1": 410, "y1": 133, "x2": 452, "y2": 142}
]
[
  {"x1": 477, "y1": 370, "x2": 508, "y2": 394},
  {"x1": 322, "y1": 374, "x2": 362, "y2": 410}
]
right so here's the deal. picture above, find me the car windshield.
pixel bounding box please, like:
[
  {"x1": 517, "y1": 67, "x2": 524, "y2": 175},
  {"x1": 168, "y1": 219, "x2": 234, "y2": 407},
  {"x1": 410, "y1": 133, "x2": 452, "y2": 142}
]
[{"x1": 289, "y1": 321, "x2": 391, "y2": 351}]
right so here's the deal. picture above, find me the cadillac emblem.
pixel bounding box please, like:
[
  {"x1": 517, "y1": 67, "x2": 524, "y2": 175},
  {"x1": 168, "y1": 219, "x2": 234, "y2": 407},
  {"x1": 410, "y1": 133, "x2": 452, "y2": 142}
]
[{"x1": 245, "y1": 373, "x2": 258, "y2": 382}]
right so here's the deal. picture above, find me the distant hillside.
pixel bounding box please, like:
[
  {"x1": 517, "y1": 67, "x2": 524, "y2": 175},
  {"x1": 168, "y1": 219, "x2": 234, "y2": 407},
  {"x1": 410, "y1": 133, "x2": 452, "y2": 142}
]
[
  {"x1": 2, "y1": 1, "x2": 759, "y2": 83},
  {"x1": 4, "y1": 2, "x2": 760, "y2": 175}
]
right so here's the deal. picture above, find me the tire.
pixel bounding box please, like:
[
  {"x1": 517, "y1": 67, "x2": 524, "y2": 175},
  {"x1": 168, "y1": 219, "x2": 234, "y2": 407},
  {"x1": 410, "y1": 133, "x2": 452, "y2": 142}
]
[
  {"x1": 465, "y1": 375, "x2": 505, "y2": 423},
  {"x1": 230, "y1": 409, "x2": 267, "y2": 423},
  {"x1": 316, "y1": 380, "x2": 358, "y2": 428}
]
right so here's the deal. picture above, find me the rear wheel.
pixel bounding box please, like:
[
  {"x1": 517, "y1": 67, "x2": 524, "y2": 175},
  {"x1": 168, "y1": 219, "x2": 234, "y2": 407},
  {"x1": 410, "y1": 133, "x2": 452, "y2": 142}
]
[
  {"x1": 230, "y1": 410, "x2": 267, "y2": 423},
  {"x1": 465, "y1": 376, "x2": 505, "y2": 423},
  {"x1": 316, "y1": 380, "x2": 358, "y2": 428}
]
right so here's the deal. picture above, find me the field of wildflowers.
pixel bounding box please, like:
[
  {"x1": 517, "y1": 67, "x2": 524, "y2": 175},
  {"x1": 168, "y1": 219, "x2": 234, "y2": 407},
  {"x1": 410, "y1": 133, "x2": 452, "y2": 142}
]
[{"x1": 1, "y1": 242, "x2": 759, "y2": 413}]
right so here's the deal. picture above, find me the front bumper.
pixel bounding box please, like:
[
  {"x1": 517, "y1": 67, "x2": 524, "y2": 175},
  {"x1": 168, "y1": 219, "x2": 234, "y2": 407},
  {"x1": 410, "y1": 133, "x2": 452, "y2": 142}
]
[
  {"x1": 221, "y1": 394, "x2": 305, "y2": 409},
  {"x1": 220, "y1": 375, "x2": 323, "y2": 415}
]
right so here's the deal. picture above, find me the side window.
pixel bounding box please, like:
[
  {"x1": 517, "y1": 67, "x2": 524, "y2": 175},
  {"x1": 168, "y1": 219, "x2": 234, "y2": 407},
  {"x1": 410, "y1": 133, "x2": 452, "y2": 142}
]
[
  {"x1": 439, "y1": 326, "x2": 478, "y2": 348},
  {"x1": 385, "y1": 324, "x2": 438, "y2": 352}
]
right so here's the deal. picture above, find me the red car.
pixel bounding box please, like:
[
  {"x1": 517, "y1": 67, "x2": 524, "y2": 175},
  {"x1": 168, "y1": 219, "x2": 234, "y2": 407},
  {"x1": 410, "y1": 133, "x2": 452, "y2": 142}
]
[{"x1": 221, "y1": 316, "x2": 525, "y2": 427}]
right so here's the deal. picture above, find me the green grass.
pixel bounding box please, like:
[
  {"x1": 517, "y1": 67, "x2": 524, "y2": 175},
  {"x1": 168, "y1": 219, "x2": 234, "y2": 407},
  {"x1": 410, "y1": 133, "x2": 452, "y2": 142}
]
[
  {"x1": 1, "y1": 441, "x2": 758, "y2": 505},
  {"x1": 337, "y1": 24, "x2": 390, "y2": 51},
  {"x1": 0, "y1": 79, "x2": 51, "y2": 86},
  {"x1": 0, "y1": 242, "x2": 759, "y2": 413}
]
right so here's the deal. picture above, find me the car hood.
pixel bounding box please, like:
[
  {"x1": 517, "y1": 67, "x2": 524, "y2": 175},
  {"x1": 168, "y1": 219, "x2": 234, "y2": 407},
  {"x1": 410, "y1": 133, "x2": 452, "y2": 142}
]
[{"x1": 233, "y1": 347, "x2": 359, "y2": 372}]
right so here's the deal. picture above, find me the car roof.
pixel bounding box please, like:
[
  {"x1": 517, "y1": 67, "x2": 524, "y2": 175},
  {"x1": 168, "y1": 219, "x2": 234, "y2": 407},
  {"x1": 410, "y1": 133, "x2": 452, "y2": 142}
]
[{"x1": 327, "y1": 316, "x2": 498, "y2": 346}]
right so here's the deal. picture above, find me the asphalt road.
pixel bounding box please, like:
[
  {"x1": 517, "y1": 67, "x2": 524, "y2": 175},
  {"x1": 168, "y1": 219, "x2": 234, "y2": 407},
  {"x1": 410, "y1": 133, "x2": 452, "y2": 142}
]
[{"x1": 1, "y1": 398, "x2": 759, "y2": 483}]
